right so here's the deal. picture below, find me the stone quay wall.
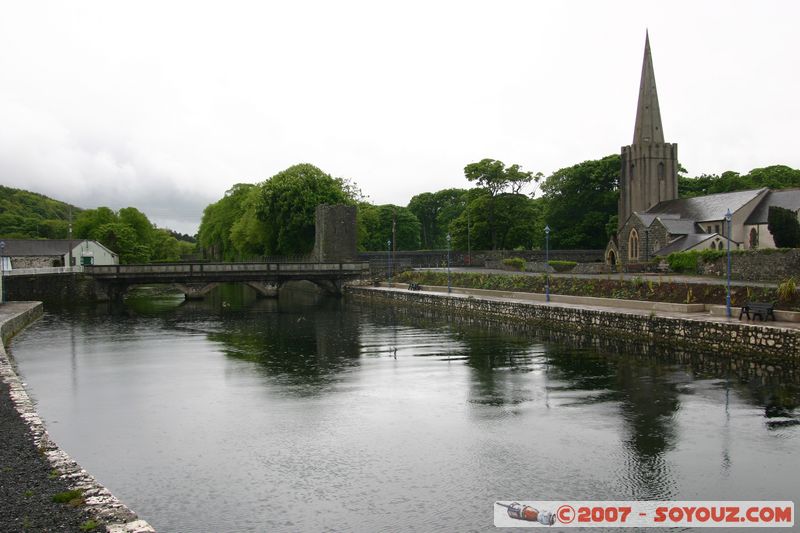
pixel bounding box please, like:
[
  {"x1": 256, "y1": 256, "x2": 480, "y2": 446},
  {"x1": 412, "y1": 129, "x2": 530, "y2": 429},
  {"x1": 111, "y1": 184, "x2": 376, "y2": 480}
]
[
  {"x1": 347, "y1": 287, "x2": 800, "y2": 360},
  {"x1": 0, "y1": 302, "x2": 155, "y2": 532},
  {"x1": 4, "y1": 273, "x2": 105, "y2": 304}
]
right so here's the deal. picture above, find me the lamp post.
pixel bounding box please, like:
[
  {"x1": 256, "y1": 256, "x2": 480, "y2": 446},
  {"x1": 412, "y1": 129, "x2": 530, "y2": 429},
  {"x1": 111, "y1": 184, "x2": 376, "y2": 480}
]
[
  {"x1": 387, "y1": 239, "x2": 392, "y2": 286},
  {"x1": 644, "y1": 227, "x2": 650, "y2": 263},
  {"x1": 0, "y1": 241, "x2": 5, "y2": 304},
  {"x1": 466, "y1": 208, "x2": 471, "y2": 267},
  {"x1": 544, "y1": 225, "x2": 550, "y2": 302},
  {"x1": 446, "y1": 233, "x2": 452, "y2": 294},
  {"x1": 725, "y1": 209, "x2": 732, "y2": 318}
]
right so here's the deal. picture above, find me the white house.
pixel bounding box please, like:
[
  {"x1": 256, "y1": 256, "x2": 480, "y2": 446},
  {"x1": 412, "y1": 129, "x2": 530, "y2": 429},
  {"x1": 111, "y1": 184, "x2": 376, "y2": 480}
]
[{"x1": 0, "y1": 239, "x2": 118, "y2": 270}]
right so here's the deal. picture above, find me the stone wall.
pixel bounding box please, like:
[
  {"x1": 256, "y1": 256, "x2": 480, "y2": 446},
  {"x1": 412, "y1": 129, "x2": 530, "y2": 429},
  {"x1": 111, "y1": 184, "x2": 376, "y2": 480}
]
[
  {"x1": 10, "y1": 256, "x2": 62, "y2": 269},
  {"x1": 4, "y1": 273, "x2": 104, "y2": 304},
  {"x1": 348, "y1": 287, "x2": 799, "y2": 360},
  {"x1": 700, "y1": 248, "x2": 800, "y2": 282}
]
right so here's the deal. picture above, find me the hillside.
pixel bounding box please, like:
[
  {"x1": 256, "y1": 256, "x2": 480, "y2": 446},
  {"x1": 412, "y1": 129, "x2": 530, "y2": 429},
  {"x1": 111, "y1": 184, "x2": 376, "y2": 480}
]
[{"x1": 0, "y1": 185, "x2": 83, "y2": 239}]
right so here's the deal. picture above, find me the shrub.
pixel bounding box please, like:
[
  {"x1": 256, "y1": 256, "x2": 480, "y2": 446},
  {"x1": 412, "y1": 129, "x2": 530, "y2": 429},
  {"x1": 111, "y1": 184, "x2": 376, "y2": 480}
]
[
  {"x1": 502, "y1": 257, "x2": 526, "y2": 271},
  {"x1": 548, "y1": 260, "x2": 577, "y2": 272},
  {"x1": 777, "y1": 277, "x2": 797, "y2": 302},
  {"x1": 667, "y1": 251, "x2": 700, "y2": 273}
]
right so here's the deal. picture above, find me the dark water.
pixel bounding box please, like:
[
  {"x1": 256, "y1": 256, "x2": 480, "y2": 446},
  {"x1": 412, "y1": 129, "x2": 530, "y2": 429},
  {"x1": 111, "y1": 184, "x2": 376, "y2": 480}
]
[{"x1": 8, "y1": 286, "x2": 800, "y2": 532}]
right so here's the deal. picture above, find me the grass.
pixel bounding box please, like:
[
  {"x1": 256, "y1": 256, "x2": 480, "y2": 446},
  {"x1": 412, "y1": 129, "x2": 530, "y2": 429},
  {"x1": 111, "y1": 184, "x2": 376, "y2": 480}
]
[
  {"x1": 80, "y1": 519, "x2": 100, "y2": 531},
  {"x1": 52, "y1": 489, "x2": 84, "y2": 507}
]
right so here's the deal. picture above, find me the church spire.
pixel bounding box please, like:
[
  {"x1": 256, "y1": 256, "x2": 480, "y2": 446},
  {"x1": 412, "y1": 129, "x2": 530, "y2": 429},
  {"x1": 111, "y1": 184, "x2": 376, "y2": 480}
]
[{"x1": 632, "y1": 30, "x2": 664, "y2": 144}]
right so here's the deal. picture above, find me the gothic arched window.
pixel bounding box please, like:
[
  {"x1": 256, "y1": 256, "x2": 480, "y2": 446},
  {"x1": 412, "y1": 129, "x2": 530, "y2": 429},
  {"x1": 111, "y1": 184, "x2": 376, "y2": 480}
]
[
  {"x1": 628, "y1": 228, "x2": 640, "y2": 261},
  {"x1": 657, "y1": 161, "x2": 666, "y2": 180}
]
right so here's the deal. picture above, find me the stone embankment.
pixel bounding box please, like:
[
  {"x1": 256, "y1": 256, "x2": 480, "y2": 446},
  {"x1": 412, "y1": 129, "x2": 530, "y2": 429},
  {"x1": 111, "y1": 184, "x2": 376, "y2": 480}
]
[
  {"x1": 0, "y1": 302, "x2": 155, "y2": 533},
  {"x1": 348, "y1": 286, "x2": 800, "y2": 359}
]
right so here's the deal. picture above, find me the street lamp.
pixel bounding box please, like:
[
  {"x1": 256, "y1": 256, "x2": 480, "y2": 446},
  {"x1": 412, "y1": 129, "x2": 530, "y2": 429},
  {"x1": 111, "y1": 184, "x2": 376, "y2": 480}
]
[
  {"x1": 644, "y1": 227, "x2": 650, "y2": 263},
  {"x1": 446, "y1": 233, "x2": 452, "y2": 294},
  {"x1": 387, "y1": 239, "x2": 392, "y2": 286},
  {"x1": 466, "y1": 209, "x2": 471, "y2": 267},
  {"x1": 544, "y1": 225, "x2": 551, "y2": 302},
  {"x1": 725, "y1": 209, "x2": 732, "y2": 318}
]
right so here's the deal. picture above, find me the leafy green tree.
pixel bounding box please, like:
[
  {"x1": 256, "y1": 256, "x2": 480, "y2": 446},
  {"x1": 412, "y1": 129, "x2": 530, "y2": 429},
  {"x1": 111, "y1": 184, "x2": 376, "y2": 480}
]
[
  {"x1": 198, "y1": 184, "x2": 255, "y2": 260},
  {"x1": 407, "y1": 188, "x2": 467, "y2": 249},
  {"x1": 73, "y1": 207, "x2": 118, "y2": 239},
  {"x1": 358, "y1": 203, "x2": 421, "y2": 251},
  {"x1": 464, "y1": 159, "x2": 535, "y2": 249},
  {"x1": 767, "y1": 206, "x2": 800, "y2": 248},
  {"x1": 680, "y1": 165, "x2": 800, "y2": 197},
  {"x1": 91, "y1": 222, "x2": 151, "y2": 263},
  {"x1": 448, "y1": 190, "x2": 542, "y2": 251},
  {"x1": 541, "y1": 154, "x2": 620, "y2": 249},
  {"x1": 249, "y1": 164, "x2": 354, "y2": 256}
]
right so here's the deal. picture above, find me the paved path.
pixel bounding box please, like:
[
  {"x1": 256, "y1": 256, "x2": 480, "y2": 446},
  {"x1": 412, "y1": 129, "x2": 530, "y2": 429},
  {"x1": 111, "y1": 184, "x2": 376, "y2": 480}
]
[
  {"x1": 416, "y1": 267, "x2": 779, "y2": 289},
  {"x1": 377, "y1": 284, "x2": 800, "y2": 332}
]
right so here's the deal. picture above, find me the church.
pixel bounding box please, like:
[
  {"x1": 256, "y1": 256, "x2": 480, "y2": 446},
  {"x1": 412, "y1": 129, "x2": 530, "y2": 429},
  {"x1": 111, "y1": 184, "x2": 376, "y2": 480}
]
[{"x1": 605, "y1": 33, "x2": 800, "y2": 267}]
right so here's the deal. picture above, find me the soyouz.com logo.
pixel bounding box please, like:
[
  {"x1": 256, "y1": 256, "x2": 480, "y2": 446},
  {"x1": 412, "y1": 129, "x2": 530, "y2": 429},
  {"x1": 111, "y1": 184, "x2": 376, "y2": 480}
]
[{"x1": 493, "y1": 501, "x2": 795, "y2": 528}]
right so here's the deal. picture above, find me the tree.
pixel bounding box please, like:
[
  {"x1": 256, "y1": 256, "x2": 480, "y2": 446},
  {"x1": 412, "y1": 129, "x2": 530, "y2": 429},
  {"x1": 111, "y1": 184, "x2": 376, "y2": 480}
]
[
  {"x1": 541, "y1": 154, "x2": 620, "y2": 249},
  {"x1": 357, "y1": 203, "x2": 421, "y2": 251},
  {"x1": 92, "y1": 222, "x2": 151, "y2": 263},
  {"x1": 407, "y1": 188, "x2": 467, "y2": 249},
  {"x1": 198, "y1": 183, "x2": 255, "y2": 260},
  {"x1": 767, "y1": 206, "x2": 800, "y2": 248},
  {"x1": 464, "y1": 159, "x2": 534, "y2": 249},
  {"x1": 448, "y1": 190, "x2": 543, "y2": 251},
  {"x1": 679, "y1": 165, "x2": 800, "y2": 197},
  {"x1": 250, "y1": 164, "x2": 354, "y2": 256}
]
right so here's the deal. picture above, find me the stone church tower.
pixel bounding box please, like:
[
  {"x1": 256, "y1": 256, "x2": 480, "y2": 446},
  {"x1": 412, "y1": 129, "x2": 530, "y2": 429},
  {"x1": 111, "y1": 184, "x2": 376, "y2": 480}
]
[{"x1": 618, "y1": 32, "x2": 679, "y2": 228}]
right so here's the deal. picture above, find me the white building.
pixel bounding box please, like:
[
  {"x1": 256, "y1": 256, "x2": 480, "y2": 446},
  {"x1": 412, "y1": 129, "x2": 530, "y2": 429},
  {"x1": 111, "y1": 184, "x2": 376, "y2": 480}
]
[{"x1": 0, "y1": 239, "x2": 118, "y2": 270}]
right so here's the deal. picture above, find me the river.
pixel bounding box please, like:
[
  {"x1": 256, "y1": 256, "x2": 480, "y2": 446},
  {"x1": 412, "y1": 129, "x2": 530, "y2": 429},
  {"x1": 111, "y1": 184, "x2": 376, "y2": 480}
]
[{"x1": 8, "y1": 286, "x2": 800, "y2": 532}]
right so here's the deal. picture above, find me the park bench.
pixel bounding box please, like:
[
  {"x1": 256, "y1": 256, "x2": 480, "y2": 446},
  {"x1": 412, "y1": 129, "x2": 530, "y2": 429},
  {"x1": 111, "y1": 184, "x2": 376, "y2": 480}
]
[
  {"x1": 408, "y1": 282, "x2": 422, "y2": 291},
  {"x1": 739, "y1": 301, "x2": 776, "y2": 321}
]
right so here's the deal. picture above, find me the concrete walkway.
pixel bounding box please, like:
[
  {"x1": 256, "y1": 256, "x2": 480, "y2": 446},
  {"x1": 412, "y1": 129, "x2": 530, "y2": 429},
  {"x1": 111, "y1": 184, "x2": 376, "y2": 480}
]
[{"x1": 376, "y1": 283, "x2": 800, "y2": 332}]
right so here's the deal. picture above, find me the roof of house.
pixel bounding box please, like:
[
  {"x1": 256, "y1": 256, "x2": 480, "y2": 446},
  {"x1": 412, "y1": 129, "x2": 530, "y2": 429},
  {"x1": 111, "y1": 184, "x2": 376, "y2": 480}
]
[
  {"x1": 646, "y1": 188, "x2": 766, "y2": 222},
  {"x1": 744, "y1": 188, "x2": 800, "y2": 225},
  {"x1": 0, "y1": 239, "x2": 116, "y2": 258},
  {"x1": 1, "y1": 239, "x2": 73, "y2": 256}
]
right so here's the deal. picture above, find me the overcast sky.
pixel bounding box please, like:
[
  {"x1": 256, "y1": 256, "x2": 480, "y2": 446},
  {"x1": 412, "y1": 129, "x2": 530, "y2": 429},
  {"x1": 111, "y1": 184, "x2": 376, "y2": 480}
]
[{"x1": 1, "y1": 1, "x2": 798, "y2": 234}]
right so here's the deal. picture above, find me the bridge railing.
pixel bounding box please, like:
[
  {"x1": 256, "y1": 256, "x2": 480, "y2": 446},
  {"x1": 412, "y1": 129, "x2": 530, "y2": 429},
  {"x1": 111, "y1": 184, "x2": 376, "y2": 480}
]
[
  {"x1": 2, "y1": 266, "x2": 85, "y2": 276},
  {"x1": 84, "y1": 262, "x2": 370, "y2": 276}
]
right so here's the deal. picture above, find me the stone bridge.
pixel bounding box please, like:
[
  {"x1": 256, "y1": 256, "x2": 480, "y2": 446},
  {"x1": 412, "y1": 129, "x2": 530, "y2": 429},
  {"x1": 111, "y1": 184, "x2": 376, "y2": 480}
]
[{"x1": 84, "y1": 261, "x2": 369, "y2": 300}]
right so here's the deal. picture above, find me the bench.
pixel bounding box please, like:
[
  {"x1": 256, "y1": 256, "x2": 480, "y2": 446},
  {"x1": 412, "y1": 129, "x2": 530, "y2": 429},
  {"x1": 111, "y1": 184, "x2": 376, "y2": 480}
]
[
  {"x1": 739, "y1": 301, "x2": 776, "y2": 321},
  {"x1": 408, "y1": 282, "x2": 422, "y2": 291}
]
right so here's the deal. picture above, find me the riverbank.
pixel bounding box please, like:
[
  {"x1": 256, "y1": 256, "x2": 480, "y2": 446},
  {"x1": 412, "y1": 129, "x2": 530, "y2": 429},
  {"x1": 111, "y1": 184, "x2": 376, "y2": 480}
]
[
  {"x1": 0, "y1": 302, "x2": 155, "y2": 533},
  {"x1": 348, "y1": 285, "x2": 800, "y2": 360}
]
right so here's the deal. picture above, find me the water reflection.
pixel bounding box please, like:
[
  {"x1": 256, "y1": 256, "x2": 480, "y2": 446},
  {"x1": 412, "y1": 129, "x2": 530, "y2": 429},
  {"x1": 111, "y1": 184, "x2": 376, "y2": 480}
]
[{"x1": 11, "y1": 289, "x2": 799, "y2": 531}]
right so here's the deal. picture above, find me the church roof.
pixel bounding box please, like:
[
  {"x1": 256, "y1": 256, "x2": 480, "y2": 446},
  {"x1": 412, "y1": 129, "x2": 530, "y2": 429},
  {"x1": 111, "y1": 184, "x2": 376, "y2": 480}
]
[
  {"x1": 658, "y1": 218, "x2": 700, "y2": 235},
  {"x1": 632, "y1": 31, "x2": 665, "y2": 144},
  {"x1": 654, "y1": 233, "x2": 721, "y2": 256},
  {"x1": 744, "y1": 188, "x2": 800, "y2": 225},
  {"x1": 645, "y1": 188, "x2": 766, "y2": 222}
]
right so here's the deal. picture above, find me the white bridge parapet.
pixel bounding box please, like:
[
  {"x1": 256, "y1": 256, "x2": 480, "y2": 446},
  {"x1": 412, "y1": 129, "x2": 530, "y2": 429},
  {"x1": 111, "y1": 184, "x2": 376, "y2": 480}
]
[{"x1": 2, "y1": 266, "x2": 85, "y2": 276}]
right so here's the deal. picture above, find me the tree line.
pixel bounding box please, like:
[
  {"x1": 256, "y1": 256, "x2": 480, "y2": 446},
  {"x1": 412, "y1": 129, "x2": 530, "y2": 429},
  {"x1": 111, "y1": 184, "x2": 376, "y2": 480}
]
[
  {"x1": 0, "y1": 185, "x2": 195, "y2": 264},
  {"x1": 197, "y1": 159, "x2": 800, "y2": 260}
]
